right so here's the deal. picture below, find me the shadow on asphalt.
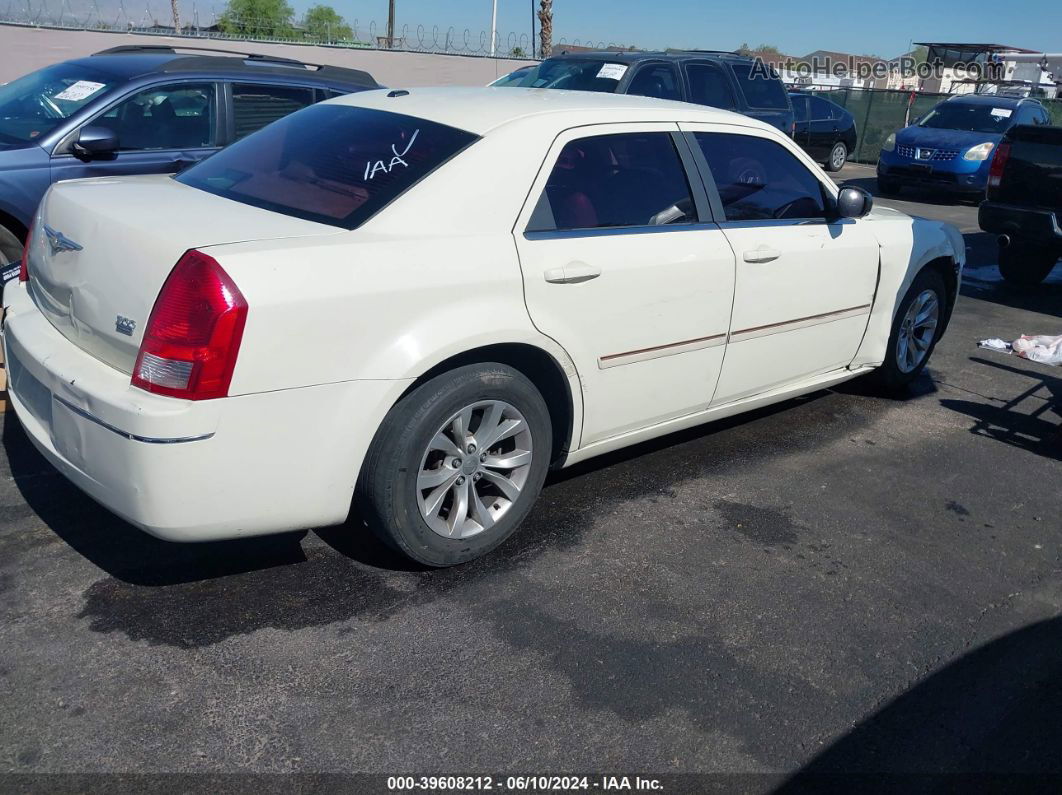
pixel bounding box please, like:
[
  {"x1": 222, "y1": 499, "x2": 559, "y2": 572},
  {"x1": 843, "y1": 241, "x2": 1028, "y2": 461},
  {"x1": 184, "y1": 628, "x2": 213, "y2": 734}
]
[
  {"x1": 777, "y1": 617, "x2": 1062, "y2": 790},
  {"x1": 940, "y1": 356, "x2": 1062, "y2": 463},
  {"x1": 3, "y1": 383, "x2": 839, "y2": 583},
  {"x1": 959, "y1": 232, "x2": 1062, "y2": 319},
  {"x1": 1, "y1": 413, "x2": 314, "y2": 587},
  {"x1": 831, "y1": 368, "x2": 938, "y2": 401}
]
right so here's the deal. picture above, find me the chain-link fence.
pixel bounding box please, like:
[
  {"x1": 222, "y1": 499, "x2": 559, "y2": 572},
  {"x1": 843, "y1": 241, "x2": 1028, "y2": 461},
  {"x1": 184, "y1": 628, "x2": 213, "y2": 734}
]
[
  {"x1": 815, "y1": 87, "x2": 1062, "y2": 164},
  {"x1": 0, "y1": 0, "x2": 635, "y2": 58},
  {"x1": 0, "y1": 0, "x2": 549, "y2": 57}
]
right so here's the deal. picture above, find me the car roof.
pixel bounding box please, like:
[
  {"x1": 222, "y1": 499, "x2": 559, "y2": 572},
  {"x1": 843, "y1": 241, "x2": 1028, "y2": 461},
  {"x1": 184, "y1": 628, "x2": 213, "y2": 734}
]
[
  {"x1": 942, "y1": 94, "x2": 1028, "y2": 107},
  {"x1": 64, "y1": 45, "x2": 378, "y2": 88},
  {"x1": 329, "y1": 85, "x2": 768, "y2": 135},
  {"x1": 544, "y1": 50, "x2": 754, "y2": 64}
]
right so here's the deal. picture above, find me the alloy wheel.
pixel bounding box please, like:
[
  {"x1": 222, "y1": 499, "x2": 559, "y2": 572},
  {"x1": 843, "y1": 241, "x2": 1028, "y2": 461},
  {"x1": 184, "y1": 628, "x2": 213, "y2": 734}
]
[
  {"x1": 417, "y1": 400, "x2": 534, "y2": 539},
  {"x1": 896, "y1": 289, "x2": 939, "y2": 373},
  {"x1": 831, "y1": 143, "x2": 846, "y2": 170}
]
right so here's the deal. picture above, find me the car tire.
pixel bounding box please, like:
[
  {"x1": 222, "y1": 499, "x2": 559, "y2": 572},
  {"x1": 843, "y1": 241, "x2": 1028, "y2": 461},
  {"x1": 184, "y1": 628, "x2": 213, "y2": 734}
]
[
  {"x1": 825, "y1": 141, "x2": 847, "y2": 172},
  {"x1": 356, "y1": 363, "x2": 553, "y2": 567},
  {"x1": 871, "y1": 268, "x2": 947, "y2": 395},
  {"x1": 877, "y1": 177, "x2": 900, "y2": 196},
  {"x1": 998, "y1": 242, "x2": 1059, "y2": 287}
]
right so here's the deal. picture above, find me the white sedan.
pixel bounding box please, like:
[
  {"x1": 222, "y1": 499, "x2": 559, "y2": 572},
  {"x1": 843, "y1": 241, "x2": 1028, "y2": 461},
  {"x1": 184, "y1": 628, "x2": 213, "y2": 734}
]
[{"x1": 2, "y1": 87, "x2": 964, "y2": 566}]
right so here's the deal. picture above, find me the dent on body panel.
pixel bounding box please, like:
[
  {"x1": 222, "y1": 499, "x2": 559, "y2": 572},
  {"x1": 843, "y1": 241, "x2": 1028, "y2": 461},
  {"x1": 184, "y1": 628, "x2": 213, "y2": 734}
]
[{"x1": 850, "y1": 217, "x2": 923, "y2": 369}]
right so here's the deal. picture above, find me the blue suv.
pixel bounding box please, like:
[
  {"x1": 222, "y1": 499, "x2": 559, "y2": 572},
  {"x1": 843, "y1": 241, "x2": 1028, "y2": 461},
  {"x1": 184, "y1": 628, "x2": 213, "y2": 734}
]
[
  {"x1": 876, "y1": 95, "x2": 1051, "y2": 198},
  {"x1": 0, "y1": 45, "x2": 378, "y2": 292},
  {"x1": 498, "y1": 51, "x2": 796, "y2": 135}
]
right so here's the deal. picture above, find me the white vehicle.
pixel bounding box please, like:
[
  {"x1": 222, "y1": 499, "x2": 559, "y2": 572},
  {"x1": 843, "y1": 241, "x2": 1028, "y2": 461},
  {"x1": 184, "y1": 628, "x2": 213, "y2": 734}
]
[{"x1": 2, "y1": 87, "x2": 964, "y2": 566}]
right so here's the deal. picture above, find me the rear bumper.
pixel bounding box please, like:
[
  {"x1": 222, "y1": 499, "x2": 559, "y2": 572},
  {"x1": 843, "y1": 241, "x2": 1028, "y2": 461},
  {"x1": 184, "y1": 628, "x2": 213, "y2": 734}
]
[
  {"x1": 978, "y1": 201, "x2": 1062, "y2": 247},
  {"x1": 2, "y1": 281, "x2": 409, "y2": 542}
]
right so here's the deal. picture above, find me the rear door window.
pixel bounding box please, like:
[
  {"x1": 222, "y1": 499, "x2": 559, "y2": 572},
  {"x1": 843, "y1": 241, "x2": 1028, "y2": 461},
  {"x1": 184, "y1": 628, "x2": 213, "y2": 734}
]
[
  {"x1": 685, "y1": 62, "x2": 736, "y2": 109},
  {"x1": 807, "y1": 96, "x2": 834, "y2": 120},
  {"x1": 177, "y1": 104, "x2": 478, "y2": 229},
  {"x1": 729, "y1": 62, "x2": 789, "y2": 110},
  {"x1": 626, "y1": 64, "x2": 682, "y2": 101},
  {"x1": 694, "y1": 132, "x2": 828, "y2": 221},
  {"x1": 529, "y1": 132, "x2": 696, "y2": 231},
  {"x1": 232, "y1": 83, "x2": 315, "y2": 140}
]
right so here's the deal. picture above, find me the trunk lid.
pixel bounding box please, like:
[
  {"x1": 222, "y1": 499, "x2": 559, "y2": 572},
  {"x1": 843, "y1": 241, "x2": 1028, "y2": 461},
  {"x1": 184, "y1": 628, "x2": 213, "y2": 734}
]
[{"x1": 28, "y1": 174, "x2": 338, "y2": 374}]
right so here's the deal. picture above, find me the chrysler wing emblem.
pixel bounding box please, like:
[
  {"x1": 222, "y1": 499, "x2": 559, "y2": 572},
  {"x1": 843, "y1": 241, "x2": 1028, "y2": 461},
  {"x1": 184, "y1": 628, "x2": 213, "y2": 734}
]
[{"x1": 43, "y1": 225, "x2": 83, "y2": 256}]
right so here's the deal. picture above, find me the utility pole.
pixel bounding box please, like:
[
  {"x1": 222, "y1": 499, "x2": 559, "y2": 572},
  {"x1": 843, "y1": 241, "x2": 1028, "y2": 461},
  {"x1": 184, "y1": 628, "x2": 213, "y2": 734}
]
[
  {"x1": 387, "y1": 0, "x2": 395, "y2": 48},
  {"x1": 490, "y1": 0, "x2": 497, "y2": 56}
]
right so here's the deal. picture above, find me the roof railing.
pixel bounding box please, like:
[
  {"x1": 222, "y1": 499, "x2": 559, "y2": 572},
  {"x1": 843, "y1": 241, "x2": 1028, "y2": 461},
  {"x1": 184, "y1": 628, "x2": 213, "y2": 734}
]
[{"x1": 94, "y1": 44, "x2": 317, "y2": 69}]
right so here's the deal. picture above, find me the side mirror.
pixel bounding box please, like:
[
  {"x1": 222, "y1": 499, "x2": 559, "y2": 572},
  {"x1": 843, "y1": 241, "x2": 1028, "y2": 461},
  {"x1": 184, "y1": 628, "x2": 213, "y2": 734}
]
[
  {"x1": 836, "y1": 185, "x2": 874, "y2": 219},
  {"x1": 71, "y1": 125, "x2": 119, "y2": 159}
]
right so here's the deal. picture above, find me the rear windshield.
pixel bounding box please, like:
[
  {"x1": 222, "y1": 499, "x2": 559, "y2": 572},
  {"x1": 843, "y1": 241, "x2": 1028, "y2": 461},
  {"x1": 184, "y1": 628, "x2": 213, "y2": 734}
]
[
  {"x1": 917, "y1": 102, "x2": 1015, "y2": 134},
  {"x1": 176, "y1": 104, "x2": 479, "y2": 229},
  {"x1": 0, "y1": 62, "x2": 116, "y2": 147},
  {"x1": 729, "y1": 62, "x2": 790, "y2": 110},
  {"x1": 513, "y1": 59, "x2": 628, "y2": 93}
]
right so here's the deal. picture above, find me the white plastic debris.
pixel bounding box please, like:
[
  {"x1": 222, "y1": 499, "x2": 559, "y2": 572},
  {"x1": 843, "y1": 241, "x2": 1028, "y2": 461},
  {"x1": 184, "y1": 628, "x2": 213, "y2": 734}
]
[
  {"x1": 978, "y1": 338, "x2": 1013, "y2": 354},
  {"x1": 1011, "y1": 335, "x2": 1062, "y2": 366}
]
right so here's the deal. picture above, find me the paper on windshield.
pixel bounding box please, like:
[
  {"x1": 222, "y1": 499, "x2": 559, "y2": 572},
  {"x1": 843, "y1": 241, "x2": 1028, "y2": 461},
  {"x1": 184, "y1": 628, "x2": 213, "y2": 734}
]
[
  {"x1": 989, "y1": 107, "x2": 1013, "y2": 119},
  {"x1": 596, "y1": 63, "x2": 628, "y2": 81},
  {"x1": 53, "y1": 81, "x2": 106, "y2": 102}
]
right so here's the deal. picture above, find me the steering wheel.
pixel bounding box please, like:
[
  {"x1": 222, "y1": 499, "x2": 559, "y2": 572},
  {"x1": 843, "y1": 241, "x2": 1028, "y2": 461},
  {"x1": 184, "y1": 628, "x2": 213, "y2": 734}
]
[
  {"x1": 649, "y1": 197, "x2": 694, "y2": 226},
  {"x1": 729, "y1": 157, "x2": 766, "y2": 187},
  {"x1": 773, "y1": 198, "x2": 804, "y2": 219}
]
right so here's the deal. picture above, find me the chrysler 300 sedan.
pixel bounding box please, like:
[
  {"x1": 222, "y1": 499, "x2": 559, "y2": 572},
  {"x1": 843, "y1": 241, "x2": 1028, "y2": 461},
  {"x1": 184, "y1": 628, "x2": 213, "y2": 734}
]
[{"x1": 2, "y1": 87, "x2": 965, "y2": 566}]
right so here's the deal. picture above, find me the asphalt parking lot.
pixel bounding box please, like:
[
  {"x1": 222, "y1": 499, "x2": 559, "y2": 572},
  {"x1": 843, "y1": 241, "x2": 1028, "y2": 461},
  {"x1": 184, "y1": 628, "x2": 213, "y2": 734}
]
[{"x1": 1, "y1": 162, "x2": 1060, "y2": 783}]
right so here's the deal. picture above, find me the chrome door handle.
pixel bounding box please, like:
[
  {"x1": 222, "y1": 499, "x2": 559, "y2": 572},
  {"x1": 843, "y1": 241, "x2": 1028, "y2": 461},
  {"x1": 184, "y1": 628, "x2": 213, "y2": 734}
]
[
  {"x1": 743, "y1": 247, "x2": 781, "y2": 263},
  {"x1": 544, "y1": 262, "x2": 601, "y2": 284}
]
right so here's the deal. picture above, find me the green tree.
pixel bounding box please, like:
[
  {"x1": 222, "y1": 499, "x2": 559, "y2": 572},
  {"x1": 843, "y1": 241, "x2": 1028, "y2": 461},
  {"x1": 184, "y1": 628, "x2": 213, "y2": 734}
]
[
  {"x1": 218, "y1": 0, "x2": 295, "y2": 39},
  {"x1": 509, "y1": 46, "x2": 526, "y2": 58},
  {"x1": 303, "y1": 4, "x2": 353, "y2": 42}
]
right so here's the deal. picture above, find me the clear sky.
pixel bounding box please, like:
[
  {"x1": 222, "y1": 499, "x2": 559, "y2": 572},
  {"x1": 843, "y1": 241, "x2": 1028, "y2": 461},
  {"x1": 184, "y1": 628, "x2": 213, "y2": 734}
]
[{"x1": 287, "y1": 0, "x2": 1059, "y2": 59}]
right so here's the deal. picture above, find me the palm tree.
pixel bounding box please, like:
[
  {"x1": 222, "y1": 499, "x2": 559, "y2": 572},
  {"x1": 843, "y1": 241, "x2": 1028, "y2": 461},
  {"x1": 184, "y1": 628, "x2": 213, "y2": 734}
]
[
  {"x1": 171, "y1": 0, "x2": 181, "y2": 33},
  {"x1": 537, "y1": 0, "x2": 552, "y2": 58},
  {"x1": 387, "y1": 0, "x2": 395, "y2": 48}
]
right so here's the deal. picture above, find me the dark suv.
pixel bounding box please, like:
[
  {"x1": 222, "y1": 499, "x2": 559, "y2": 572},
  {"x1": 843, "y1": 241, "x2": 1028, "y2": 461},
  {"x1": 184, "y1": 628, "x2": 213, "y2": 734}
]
[
  {"x1": 0, "y1": 45, "x2": 378, "y2": 288},
  {"x1": 501, "y1": 51, "x2": 795, "y2": 134}
]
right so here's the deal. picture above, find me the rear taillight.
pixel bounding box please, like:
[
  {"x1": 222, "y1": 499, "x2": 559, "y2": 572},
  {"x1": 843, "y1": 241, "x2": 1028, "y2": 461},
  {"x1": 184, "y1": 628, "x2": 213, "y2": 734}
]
[
  {"x1": 987, "y1": 141, "x2": 1010, "y2": 192},
  {"x1": 132, "y1": 249, "x2": 247, "y2": 401},
  {"x1": 18, "y1": 225, "x2": 31, "y2": 282}
]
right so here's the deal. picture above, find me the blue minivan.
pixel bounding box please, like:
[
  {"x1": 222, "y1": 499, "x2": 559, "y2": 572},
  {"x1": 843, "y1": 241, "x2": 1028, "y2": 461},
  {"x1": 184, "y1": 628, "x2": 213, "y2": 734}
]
[
  {"x1": 0, "y1": 45, "x2": 377, "y2": 295},
  {"x1": 876, "y1": 95, "x2": 1052, "y2": 197}
]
